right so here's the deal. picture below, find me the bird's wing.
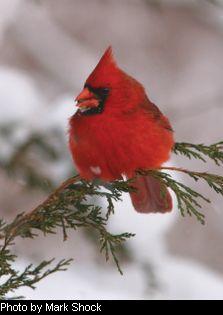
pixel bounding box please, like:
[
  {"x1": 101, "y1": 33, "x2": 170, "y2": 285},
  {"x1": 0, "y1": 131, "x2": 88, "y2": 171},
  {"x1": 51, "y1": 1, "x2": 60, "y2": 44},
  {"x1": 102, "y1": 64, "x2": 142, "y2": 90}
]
[{"x1": 140, "y1": 98, "x2": 173, "y2": 132}]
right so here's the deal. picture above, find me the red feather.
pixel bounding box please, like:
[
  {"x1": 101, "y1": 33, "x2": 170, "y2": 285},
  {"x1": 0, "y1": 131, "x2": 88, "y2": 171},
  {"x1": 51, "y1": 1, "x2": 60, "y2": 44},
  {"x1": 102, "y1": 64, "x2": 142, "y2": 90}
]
[{"x1": 69, "y1": 47, "x2": 174, "y2": 213}]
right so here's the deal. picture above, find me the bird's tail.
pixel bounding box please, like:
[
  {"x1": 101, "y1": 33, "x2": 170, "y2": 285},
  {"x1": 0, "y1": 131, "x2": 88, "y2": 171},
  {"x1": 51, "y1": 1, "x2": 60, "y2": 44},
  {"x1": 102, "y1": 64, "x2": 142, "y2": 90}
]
[{"x1": 129, "y1": 175, "x2": 172, "y2": 213}]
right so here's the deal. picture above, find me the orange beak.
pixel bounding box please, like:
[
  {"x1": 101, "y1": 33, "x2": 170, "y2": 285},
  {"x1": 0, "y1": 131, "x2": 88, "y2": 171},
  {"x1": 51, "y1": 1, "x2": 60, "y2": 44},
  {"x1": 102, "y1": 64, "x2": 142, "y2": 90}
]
[{"x1": 75, "y1": 88, "x2": 99, "y2": 109}]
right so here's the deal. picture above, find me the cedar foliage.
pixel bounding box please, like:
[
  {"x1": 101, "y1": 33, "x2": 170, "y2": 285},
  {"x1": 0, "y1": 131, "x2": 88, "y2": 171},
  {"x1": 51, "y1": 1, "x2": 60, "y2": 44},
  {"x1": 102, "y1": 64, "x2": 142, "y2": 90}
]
[{"x1": 0, "y1": 140, "x2": 223, "y2": 299}]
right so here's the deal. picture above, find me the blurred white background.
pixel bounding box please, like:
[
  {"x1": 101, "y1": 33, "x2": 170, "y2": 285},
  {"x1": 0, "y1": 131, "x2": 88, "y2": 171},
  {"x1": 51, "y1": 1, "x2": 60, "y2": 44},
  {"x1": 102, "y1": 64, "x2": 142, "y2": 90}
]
[{"x1": 0, "y1": 0, "x2": 223, "y2": 299}]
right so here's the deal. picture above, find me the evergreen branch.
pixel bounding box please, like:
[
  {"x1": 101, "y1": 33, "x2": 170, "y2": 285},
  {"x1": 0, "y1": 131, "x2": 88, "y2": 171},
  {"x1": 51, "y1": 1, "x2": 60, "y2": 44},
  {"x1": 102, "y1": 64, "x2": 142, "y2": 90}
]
[
  {"x1": 174, "y1": 141, "x2": 223, "y2": 165},
  {"x1": 0, "y1": 258, "x2": 72, "y2": 299},
  {"x1": 160, "y1": 166, "x2": 223, "y2": 196},
  {"x1": 0, "y1": 175, "x2": 135, "y2": 299},
  {"x1": 99, "y1": 232, "x2": 134, "y2": 275},
  {"x1": 138, "y1": 166, "x2": 223, "y2": 224},
  {"x1": 1, "y1": 140, "x2": 223, "y2": 298}
]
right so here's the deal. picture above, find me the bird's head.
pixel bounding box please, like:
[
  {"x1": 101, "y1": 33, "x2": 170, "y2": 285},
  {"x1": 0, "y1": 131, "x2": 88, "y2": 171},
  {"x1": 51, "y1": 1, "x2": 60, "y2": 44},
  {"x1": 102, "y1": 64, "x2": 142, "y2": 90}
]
[{"x1": 75, "y1": 46, "x2": 145, "y2": 116}]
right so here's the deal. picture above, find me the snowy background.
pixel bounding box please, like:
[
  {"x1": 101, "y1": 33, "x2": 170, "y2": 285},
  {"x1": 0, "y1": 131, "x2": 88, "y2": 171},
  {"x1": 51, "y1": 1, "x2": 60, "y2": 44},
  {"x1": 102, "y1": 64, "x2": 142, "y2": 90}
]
[{"x1": 0, "y1": 0, "x2": 223, "y2": 299}]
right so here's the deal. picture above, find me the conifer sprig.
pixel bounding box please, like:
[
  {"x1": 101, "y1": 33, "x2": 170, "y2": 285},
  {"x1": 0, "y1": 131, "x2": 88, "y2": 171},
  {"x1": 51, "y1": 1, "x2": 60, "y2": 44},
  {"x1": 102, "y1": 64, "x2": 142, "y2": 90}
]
[
  {"x1": 1, "y1": 140, "x2": 223, "y2": 298},
  {"x1": 138, "y1": 166, "x2": 223, "y2": 224},
  {"x1": 0, "y1": 258, "x2": 72, "y2": 300},
  {"x1": 174, "y1": 141, "x2": 223, "y2": 165},
  {"x1": 0, "y1": 175, "x2": 135, "y2": 298}
]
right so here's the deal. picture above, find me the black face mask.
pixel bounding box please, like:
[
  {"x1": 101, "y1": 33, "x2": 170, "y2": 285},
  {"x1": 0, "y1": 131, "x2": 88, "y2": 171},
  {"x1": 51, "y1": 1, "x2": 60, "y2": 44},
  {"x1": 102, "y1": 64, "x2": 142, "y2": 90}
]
[{"x1": 78, "y1": 84, "x2": 110, "y2": 116}]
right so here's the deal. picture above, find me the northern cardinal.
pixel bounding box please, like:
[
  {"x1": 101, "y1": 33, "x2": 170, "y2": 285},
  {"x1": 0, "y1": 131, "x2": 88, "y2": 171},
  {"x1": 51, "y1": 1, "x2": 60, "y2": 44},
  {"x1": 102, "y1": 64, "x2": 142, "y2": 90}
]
[{"x1": 69, "y1": 47, "x2": 174, "y2": 213}]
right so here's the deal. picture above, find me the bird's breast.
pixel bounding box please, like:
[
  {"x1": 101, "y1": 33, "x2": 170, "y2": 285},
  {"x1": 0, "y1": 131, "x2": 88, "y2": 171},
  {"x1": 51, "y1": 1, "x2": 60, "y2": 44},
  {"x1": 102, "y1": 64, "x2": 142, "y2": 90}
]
[{"x1": 69, "y1": 110, "x2": 173, "y2": 181}]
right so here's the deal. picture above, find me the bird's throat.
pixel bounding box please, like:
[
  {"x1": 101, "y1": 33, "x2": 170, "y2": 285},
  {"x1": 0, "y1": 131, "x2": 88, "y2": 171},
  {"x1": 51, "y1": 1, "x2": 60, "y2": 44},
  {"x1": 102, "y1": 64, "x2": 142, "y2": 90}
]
[{"x1": 78, "y1": 100, "x2": 105, "y2": 116}]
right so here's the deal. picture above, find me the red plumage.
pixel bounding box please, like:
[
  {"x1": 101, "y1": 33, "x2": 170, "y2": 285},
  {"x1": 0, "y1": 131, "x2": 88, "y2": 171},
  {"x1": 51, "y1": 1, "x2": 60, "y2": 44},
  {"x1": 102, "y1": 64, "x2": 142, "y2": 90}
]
[{"x1": 69, "y1": 47, "x2": 174, "y2": 213}]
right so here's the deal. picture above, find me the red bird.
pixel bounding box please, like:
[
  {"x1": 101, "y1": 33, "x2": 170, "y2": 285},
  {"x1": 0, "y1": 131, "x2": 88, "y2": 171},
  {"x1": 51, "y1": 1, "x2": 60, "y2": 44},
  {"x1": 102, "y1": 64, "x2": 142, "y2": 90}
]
[{"x1": 69, "y1": 47, "x2": 174, "y2": 213}]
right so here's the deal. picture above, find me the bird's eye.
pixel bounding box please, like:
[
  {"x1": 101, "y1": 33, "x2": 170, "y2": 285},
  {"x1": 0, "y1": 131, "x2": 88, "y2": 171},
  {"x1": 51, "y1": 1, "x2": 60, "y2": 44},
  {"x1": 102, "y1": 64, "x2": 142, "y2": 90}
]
[{"x1": 101, "y1": 87, "x2": 109, "y2": 95}]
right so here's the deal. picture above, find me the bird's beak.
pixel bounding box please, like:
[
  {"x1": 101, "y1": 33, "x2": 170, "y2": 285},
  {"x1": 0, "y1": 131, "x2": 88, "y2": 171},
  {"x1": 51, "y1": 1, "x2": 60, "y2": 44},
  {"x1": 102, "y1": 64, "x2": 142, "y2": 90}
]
[{"x1": 75, "y1": 88, "x2": 99, "y2": 109}]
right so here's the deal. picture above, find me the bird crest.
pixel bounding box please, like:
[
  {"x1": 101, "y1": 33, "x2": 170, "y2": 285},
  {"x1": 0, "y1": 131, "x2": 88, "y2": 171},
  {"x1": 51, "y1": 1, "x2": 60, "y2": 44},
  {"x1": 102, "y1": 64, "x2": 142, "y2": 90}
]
[{"x1": 86, "y1": 46, "x2": 119, "y2": 87}]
